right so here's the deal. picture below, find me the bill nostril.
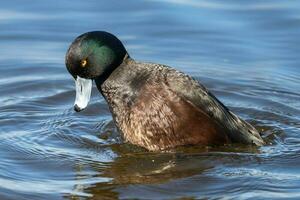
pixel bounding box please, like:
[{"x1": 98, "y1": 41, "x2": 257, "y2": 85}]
[{"x1": 74, "y1": 104, "x2": 82, "y2": 112}]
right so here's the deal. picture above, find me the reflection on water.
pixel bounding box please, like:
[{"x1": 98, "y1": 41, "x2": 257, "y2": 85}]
[{"x1": 0, "y1": 0, "x2": 300, "y2": 199}]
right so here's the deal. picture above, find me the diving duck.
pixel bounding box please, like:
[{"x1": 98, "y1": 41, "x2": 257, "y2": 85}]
[{"x1": 65, "y1": 31, "x2": 265, "y2": 151}]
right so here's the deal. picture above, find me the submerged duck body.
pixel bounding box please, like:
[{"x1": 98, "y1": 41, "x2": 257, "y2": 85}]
[{"x1": 65, "y1": 31, "x2": 265, "y2": 151}]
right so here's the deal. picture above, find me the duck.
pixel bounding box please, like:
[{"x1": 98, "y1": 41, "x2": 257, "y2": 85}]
[{"x1": 65, "y1": 31, "x2": 265, "y2": 151}]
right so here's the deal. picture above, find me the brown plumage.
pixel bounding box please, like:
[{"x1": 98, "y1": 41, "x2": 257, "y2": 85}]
[
  {"x1": 121, "y1": 83, "x2": 230, "y2": 151},
  {"x1": 100, "y1": 58, "x2": 264, "y2": 151},
  {"x1": 66, "y1": 31, "x2": 265, "y2": 151}
]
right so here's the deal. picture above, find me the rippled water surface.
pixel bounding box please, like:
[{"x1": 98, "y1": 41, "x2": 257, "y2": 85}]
[{"x1": 0, "y1": 0, "x2": 300, "y2": 199}]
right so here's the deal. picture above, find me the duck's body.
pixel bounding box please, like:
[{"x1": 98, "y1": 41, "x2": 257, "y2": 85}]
[
  {"x1": 99, "y1": 56, "x2": 263, "y2": 151},
  {"x1": 65, "y1": 31, "x2": 265, "y2": 151}
]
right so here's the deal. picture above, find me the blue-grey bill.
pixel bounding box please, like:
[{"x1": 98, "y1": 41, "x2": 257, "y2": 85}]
[{"x1": 74, "y1": 76, "x2": 92, "y2": 112}]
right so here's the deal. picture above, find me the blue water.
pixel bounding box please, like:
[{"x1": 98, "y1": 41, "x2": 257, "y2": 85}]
[{"x1": 0, "y1": 0, "x2": 300, "y2": 199}]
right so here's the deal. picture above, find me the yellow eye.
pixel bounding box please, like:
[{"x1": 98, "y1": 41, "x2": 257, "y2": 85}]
[{"x1": 80, "y1": 59, "x2": 88, "y2": 67}]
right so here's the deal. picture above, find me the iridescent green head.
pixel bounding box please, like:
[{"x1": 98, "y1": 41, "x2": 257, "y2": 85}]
[
  {"x1": 65, "y1": 31, "x2": 127, "y2": 79},
  {"x1": 65, "y1": 31, "x2": 128, "y2": 112}
]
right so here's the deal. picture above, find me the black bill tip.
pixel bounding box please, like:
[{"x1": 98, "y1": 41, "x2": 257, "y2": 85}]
[{"x1": 74, "y1": 104, "x2": 83, "y2": 112}]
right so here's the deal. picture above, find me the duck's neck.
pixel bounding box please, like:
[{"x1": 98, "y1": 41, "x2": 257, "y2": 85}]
[
  {"x1": 95, "y1": 53, "x2": 137, "y2": 109},
  {"x1": 95, "y1": 54, "x2": 139, "y2": 128},
  {"x1": 95, "y1": 53, "x2": 131, "y2": 89}
]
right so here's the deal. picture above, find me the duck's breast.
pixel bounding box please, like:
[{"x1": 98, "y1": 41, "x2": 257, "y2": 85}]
[{"x1": 119, "y1": 82, "x2": 230, "y2": 151}]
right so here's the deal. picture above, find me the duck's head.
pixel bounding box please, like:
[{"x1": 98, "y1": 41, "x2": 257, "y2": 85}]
[{"x1": 65, "y1": 31, "x2": 128, "y2": 112}]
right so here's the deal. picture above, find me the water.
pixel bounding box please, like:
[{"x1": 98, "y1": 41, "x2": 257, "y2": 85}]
[{"x1": 0, "y1": 0, "x2": 300, "y2": 199}]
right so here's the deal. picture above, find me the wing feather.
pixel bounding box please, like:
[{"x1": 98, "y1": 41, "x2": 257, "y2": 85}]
[{"x1": 160, "y1": 65, "x2": 265, "y2": 146}]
